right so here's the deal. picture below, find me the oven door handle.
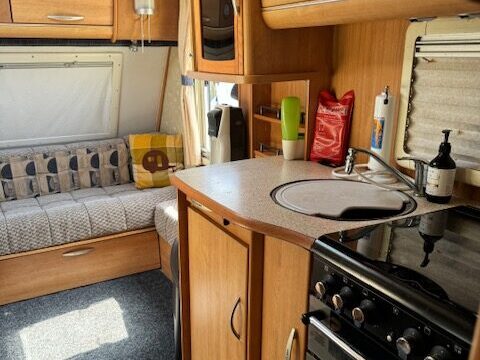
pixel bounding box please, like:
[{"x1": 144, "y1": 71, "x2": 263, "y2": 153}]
[{"x1": 303, "y1": 311, "x2": 367, "y2": 360}]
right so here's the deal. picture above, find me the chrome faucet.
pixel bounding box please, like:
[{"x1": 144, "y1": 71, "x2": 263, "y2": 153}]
[{"x1": 345, "y1": 148, "x2": 428, "y2": 197}]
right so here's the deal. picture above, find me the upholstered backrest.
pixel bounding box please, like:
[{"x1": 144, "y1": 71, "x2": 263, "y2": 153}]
[{"x1": 0, "y1": 138, "x2": 131, "y2": 202}]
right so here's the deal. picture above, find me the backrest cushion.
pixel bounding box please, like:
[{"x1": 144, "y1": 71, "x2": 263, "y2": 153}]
[
  {"x1": 32, "y1": 145, "x2": 77, "y2": 195},
  {"x1": 0, "y1": 148, "x2": 39, "y2": 201},
  {"x1": 66, "y1": 138, "x2": 131, "y2": 189},
  {"x1": 0, "y1": 138, "x2": 131, "y2": 201},
  {"x1": 129, "y1": 133, "x2": 184, "y2": 189}
]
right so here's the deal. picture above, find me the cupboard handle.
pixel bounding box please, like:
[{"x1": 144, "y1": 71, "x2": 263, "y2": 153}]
[
  {"x1": 62, "y1": 247, "x2": 94, "y2": 257},
  {"x1": 47, "y1": 15, "x2": 85, "y2": 22},
  {"x1": 284, "y1": 328, "x2": 296, "y2": 360},
  {"x1": 230, "y1": 297, "x2": 241, "y2": 340},
  {"x1": 230, "y1": 0, "x2": 240, "y2": 16}
]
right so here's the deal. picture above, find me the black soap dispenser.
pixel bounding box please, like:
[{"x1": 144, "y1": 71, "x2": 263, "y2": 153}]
[{"x1": 425, "y1": 130, "x2": 456, "y2": 204}]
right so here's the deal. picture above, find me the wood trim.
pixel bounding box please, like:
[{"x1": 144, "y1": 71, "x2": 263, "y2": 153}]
[
  {"x1": 246, "y1": 232, "x2": 264, "y2": 360},
  {"x1": 156, "y1": 46, "x2": 172, "y2": 132},
  {"x1": 188, "y1": 70, "x2": 326, "y2": 84},
  {"x1": 0, "y1": 229, "x2": 160, "y2": 306},
  {"x1": 0, "y1": 23, "x2": 113, "y2": 39},
  {"x1": 262, "y1": 0, "x2": 480, "y2": 29},
  {"x1": 0, "y1": 0, "x2": 11, "y2": 23},
  {"x1": 111, "y1": 0, "x2": 118, "y2": 42},
  {"x1": 178, "y1": 189, "x2": 192, "y2": 360},
  {"x1": 470, "y1": 308, "x2": 480, "y2": 360},
  {"x1": 0, "y1": 227, "x2": 156, "y2": 261},
  {"x1": 173, "y1": 182, "x2": 314, "y2": 250},
  {"x1": 159, "y1": 235, "x2": 173, "y2": 281}
]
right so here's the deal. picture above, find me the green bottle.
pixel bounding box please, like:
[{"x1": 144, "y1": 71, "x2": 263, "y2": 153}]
[{"x1": 281, "y1": 97, "x2": 300, "y2": 141}]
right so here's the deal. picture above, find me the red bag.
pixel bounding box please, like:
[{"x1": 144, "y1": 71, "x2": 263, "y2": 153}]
[{"x1": 309, "y1": 90, "x2": 355, "y2": 166}]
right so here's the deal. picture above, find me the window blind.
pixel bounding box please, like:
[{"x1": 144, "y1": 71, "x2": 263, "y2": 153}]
[{"x1": 404, "y1": 36, "x2": 480, "y2": 170}]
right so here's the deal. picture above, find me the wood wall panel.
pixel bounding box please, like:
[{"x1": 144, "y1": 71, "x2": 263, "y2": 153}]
[
  {"x1": 116, "y1": 0, "x2": 178, "y2": 41},
  {"x1": 0, "y1": 0, "x2": 11, "y2": 23},
  {"x1": 331, "y1": 19, "x2": 409, "y2": 163}
]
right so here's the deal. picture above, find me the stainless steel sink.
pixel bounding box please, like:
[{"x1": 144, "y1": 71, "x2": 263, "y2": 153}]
[{"x1": 271, "y1": 179, "x2": 416, "y2": 221}]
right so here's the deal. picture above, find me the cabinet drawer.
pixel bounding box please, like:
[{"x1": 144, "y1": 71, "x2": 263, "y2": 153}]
[
  {"x1": 10, "y1": 0, "x2": 113, "y2": 26},
  {"x1": 0, "y1": 230, "x2": 160, "y2": 306}
]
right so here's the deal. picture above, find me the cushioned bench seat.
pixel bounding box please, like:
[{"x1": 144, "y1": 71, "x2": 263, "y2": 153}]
[
  {"x1": 155, "y1": 199, "x2": 178, "y2": 247},
  {"x1": 0, "y1": 183, "x2": 176, "y2": 256}
]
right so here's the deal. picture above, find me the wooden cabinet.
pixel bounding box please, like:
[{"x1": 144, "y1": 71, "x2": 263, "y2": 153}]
[
  {"x1": 10, "y1": 0, "x2": 113, "y2": 25},
  {"x1": 192, "y1": 0, "x2": 243, "y2": 74},
  {"x1": 261, "y1": 236, "x2": 310, "y2": 360},
  {"x1": 190, "y1": 0, "x2": 333, "y2": 79},
  {"x1": 178, "y1": 196, "x2": 311, "y2": 360},
  {"x1": 188, "y1": 208, "x2": 249, "y2": 360},
  {"x1": 0, "y1": 0, "x2": 11, "y2": 23},
  {"x1": 262, "y1": 0, "x2": 480, "y2": 29}
]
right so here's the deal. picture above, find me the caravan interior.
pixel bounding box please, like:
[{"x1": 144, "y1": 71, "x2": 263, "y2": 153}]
[{"x1": 0, "y1": 1, "x2": 480, "y2": 360}]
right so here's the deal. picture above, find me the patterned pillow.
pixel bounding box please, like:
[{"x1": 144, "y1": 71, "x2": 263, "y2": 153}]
[
  {"x1": 0, "y1": 155, "x2": 39, "y2": 201},
  {"x1": 33, "y1": 146, "x2": 77, "y2": 196},
  {"x1": 68, "y1": 140, "x2": 130, "y2": 189},
  {"x1": 129, "y1": 133, "x2": 184, "y2": 189}
]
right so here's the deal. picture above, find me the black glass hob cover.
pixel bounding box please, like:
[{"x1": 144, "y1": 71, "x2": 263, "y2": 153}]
[{"x1": 317, "y1": 206, "x2": 480, "y2": 316}]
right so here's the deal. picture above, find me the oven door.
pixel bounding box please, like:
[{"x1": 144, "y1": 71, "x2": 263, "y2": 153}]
[{"x1": 304, "y1": 296, "x2": 396, "y2": 360}]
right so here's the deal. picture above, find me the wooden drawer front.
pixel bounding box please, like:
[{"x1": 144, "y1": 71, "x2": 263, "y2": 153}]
[
  {"x1": 10, "y1": 0, "x2": 113, "y2": 25},
  {"x1": 0, "y1": 230, "x2": 160, "y2": 306}
]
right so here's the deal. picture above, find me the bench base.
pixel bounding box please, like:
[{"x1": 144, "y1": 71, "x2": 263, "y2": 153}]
[{"x1": 0, "y1": 228, "x2": 161, "y2": 306}]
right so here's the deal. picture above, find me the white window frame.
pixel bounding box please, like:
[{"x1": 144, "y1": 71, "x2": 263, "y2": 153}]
[
  {"x1": 0, "y1": 52, "x2": 122, "y2": 148},
  {"x1": 395, "y1": 17, "x2": 480, "y2": 187}
]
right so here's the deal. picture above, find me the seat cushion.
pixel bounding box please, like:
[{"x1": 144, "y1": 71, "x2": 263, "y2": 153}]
[
  {"x1": 0, "y1": 184, "x2": 177, "y2": 256},
  {"x1": 155, "y1": 199, "x2": 178, "y2": 246}
]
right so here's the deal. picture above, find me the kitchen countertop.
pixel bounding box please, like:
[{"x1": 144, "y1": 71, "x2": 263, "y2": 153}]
[{"x1": 171, "y1": 156, "x2": 475, "y2": 249}]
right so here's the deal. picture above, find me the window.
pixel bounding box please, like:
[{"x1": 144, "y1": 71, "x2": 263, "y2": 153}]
[
  {"x1": 395, "y1": 18, "x2": 480, "y2": 186},
  {"x1": 0, "y1": 52, "x2": 122, "y2": 148},
  {"x1": 197, "y1": 81, "x2": 239, "y2": 158}
]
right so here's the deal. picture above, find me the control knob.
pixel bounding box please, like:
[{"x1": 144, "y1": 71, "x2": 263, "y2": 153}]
[
  {"x1": 314, "y1": 275, "x2": 335, "y2": 298},
  {"x1": 351, "y1": 299, "x2": 376, "y2": 325},
  {"x1": 332, "y1": 286, "x2": 354, "y2": 311},
  {"x1": 424, "y1": 346, "x2": 452, "y2": 360},
  {"x1": 396, "y1": 328, "x2": 423, "y2": 357}
]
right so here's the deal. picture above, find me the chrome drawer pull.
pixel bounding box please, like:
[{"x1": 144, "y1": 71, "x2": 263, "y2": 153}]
[
  {"x1": 47, "y1": 15, "x2": 85, "y2": 22},
  {"x1": 62, "y1": 247, "x2": 94, "y2": 257},
  {"x1": 230, "y1": 297, "x2": 241, "y2": 340},
  {"x1": 285, "y1": 328, "x2": 296, "y2": 360}
]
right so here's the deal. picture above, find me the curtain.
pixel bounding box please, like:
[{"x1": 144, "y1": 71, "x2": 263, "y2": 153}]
[{"x1": 178, "y1": 0, "x2": 201, "y2": 167}]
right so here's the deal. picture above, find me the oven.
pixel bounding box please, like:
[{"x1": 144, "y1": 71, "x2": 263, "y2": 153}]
[{"x1": 304, "y1": 296, "x2": 395, "y2": 360}]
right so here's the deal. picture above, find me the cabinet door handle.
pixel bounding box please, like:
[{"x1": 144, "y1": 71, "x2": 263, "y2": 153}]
[
  {"x1": 62, "y1": 247, "x2": 94, "y2": 257},
  {"x1": 230, "y1": 0, "x2": 240, "y2": 16},
  {"x1": 47, "y1": 15, "x2": 85, "y2": 22},
  {"x1": 230, "y1": 297, "x2": 241, "y2": 340},
  {"x1": 285, "y1": 328, "x2": 297, "y2": 360}
]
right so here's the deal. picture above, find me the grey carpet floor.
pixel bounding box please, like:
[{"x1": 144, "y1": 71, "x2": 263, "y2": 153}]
[{"x1": 0, "y1": 270, "x2": 175, "y2": 360}]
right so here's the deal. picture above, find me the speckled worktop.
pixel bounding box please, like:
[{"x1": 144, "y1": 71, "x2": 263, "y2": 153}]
[{"x1": 171, "y1": 157, "x2": 475, "y2": 249}]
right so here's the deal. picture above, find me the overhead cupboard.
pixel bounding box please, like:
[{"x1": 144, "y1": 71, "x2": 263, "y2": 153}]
[
  {"x1": 261, "y1": 0, "x2": 480, "y2": 29},
  {"x1": 0, "y1": 0, "x2": 178, "y2": 41}
]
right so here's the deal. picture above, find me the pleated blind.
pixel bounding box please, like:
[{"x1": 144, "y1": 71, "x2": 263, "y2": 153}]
[{"x1": 404, "y1": 36, "x2": 480, "y2": 170}]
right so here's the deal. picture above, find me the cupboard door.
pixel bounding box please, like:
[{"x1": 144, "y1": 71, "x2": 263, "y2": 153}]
[
  {"x1": 262, "y1": 236, "x2": 310, "y2": 360},
  {"x1": 188, "y1": 208, "x2": 248, "y2": 360},
  {"x1": 192, "y1": 0, "x2": 243, "y2": 74},
  {"x1": 10, "y1": 0, "x2": 113, "y2": 26},
  {"x1": 0, "y1": 0, "x2": 11, "y2": 23}
]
